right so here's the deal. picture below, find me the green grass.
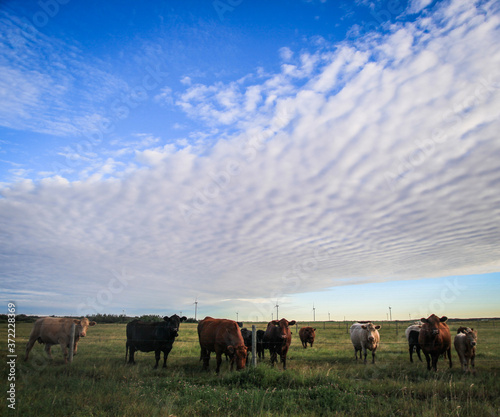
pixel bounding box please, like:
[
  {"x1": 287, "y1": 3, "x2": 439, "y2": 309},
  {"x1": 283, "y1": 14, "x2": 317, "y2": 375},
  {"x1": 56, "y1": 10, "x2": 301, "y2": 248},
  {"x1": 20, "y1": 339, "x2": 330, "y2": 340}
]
[{"x1": 2, "y1": 320, "x2": 499, "y2": 416}]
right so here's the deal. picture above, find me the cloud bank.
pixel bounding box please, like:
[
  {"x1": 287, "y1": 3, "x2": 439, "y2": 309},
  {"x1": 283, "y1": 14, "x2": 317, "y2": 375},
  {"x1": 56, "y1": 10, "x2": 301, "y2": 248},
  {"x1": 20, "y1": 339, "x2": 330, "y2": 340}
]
[{"x1": 1, "y1": 0, "x2": 499, "y2": 317}]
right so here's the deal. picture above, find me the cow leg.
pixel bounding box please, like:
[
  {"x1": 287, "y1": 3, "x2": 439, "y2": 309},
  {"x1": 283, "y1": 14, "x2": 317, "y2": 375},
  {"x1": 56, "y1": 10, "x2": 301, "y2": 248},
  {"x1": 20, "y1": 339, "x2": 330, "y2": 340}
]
[
  {"x1": 431, "y1": 353, "x2": 438, "y2": 371},
  {"x1": 416, "y1": 345, "x2": 422, "y2": 362},
  {"x1": 302, "y1": 341, "x2": 306, "y2": 349},
  {"x1": 281, "y1": 354, "x2": 287, "y2": 370},
  {"x1": 59, "y1": 341, "x2": 69, "y2": 364},
  {"x1": 409, "y1": 344, "x2": 414, "y2": 363},
  {"x1": 215, "y1": 352, "x2": 222, "y2": 374},
  {"x1": 371, "y1": 349, "x2": 376, "y2": 364},
  {"x1": 471, "y1": 352, "x2": 475, "y2": 370},
  {"x1": 44, "y1": 344, "x2": 53, "y2": 359},
  {"x1": 447, "y1": 347, "x2": 452, "y2": 369},
  {"x1": 162, "y1": 349, "x2": 171, "y2": 368},
  {"x1": 24, "y1": 337, "x2": 37, "y2": 361},
  {"x1": 354, "y1": 347, "x2": 358, "y2": 361},
  {"x1": 423, "y1": 351, "x2": 431, "y2": 370},
  {"x1": 201, "y1": 348, "x2": 210, "y2": 371},
  {"x1": 270, "y1": 351, "x2": 277, "y2": 366},
  {"x1": 310, "y1": 341, "x2": 313, "y2": 348},
  {"x1": 128, "y1": 346, "x2": 136, "y2": 364},
  {"x1": 362, "y1": 347, "x2": 368, "y2": 364}
]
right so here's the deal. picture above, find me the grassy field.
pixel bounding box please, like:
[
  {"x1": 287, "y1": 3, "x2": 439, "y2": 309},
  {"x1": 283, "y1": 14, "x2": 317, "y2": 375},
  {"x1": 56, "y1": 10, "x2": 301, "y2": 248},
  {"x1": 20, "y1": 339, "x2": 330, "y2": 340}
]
[{"x1": 2, "y1": 319, "x2": 499, "y2": 416}]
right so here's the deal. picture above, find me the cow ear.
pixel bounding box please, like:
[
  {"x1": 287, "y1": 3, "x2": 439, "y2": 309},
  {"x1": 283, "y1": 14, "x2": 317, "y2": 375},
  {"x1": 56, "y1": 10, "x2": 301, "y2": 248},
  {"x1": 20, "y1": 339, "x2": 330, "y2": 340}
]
[
  {"x1": 375, "y1": 325, "x2": 381, "y2": 330},
  {"x1": 163, "y1": 316, "x2": 170, "y2": 321},
  {"x1": 361, "y1": 325, "x2": 367, "y2": 329},
  {"x1": 289, "y1": 320, "x2": 296, "y2": 326},
  {"x1": 73, "y1": 319, "x2": 80, "y2": 324},
  {"x1": 420, "y1": 318, "x2": 428, "y2": 323},
  {"x1": 181, "y1": 316, "x2": 187, "y2": 322},
  {"x1": 271, "y1": 320, "x2": 279, "y2": 325},
  {"x1": 313, "y1": 328, "x2": 316, "y2": 331},
  {"x1": 439, "y1": 316, "x2": 448, "y2": 322},
  {"x1": 89, "y1": 321, "x2": 97, "y2": 326},
  {"x1": 227, "y1": 346, "x2": 235, "y2": 354}
]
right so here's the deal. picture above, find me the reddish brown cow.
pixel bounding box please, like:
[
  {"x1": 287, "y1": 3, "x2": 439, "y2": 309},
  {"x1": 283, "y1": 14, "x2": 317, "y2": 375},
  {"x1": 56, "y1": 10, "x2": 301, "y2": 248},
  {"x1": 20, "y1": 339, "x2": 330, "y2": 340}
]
[
  {"x1": 197, "y1": 317, "x2": 247, "y2": 374},
  {"x1": 418, "y1": 314, "x2": 452, "y2": 371},
  {"x1": 299, "y1": 327, "x2": 316, "y2": 349},
  {"x1": 263, "y1": 318, "x2": 296, "y2": 370},
  {"x1": 25, "y1": 317, "x2": 96, "y2": 363}
]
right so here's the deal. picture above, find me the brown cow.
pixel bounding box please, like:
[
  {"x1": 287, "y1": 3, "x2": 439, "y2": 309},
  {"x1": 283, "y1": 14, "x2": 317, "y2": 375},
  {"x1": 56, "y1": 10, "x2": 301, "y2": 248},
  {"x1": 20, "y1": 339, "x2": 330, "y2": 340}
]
[
  {"x1": 299, "y1": 326, "x2": 316, "y2": 349},
  {"x1": 454, "y1": 327, "x2": 477, "y2": 373},
  {"x1": 197, "y1": 317, "x2": 247, "y2": 374},
  {"x1": 25, "y1": 317, "x2": 96, "y2": 363},
  {"x1": 263, "y1": 318, "x2": 296, "y2": 370},
  {"x1": 418, "y1": 314, "x2": 452, "y2": 371}
]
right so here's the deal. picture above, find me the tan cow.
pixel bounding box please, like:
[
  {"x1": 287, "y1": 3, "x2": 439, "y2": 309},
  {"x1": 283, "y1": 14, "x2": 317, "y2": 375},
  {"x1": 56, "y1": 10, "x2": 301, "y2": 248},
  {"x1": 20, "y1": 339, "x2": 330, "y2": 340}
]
[
  {"x1": 25, "y1": 317, "x2": 96, "y2": 363},
  {"x1": 350, "y1": 322, "x2": 381, "y2": 364},
  {"x1": 454, "y1": 327, "x2": 477, "y2": 373}
]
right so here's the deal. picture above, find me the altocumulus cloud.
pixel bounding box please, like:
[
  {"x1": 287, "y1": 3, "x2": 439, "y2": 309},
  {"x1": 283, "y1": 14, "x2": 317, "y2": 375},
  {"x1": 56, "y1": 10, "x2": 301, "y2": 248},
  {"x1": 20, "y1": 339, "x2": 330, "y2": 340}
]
[{"x1": 1, "y1": 0, "x2": 500, "y2": 315}]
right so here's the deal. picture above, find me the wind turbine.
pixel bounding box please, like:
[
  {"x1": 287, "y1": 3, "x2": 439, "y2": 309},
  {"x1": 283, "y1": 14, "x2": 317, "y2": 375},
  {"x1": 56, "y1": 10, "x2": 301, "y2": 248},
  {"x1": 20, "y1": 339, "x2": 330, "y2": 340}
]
[
  {"x1": 312, "y1": 303, "x2": 316, "y2": 322},
  {"x1": 193, "y1": 297, "x2": 198, "y2": 321},
  {"x1": 275, "y1": 300, "x2": 279, "y2": 320}
]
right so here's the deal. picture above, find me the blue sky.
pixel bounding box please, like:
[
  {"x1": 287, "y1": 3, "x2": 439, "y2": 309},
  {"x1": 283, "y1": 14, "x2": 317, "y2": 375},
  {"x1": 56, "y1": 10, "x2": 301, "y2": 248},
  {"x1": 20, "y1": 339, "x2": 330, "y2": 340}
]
[{"x1": 1, "y1": 0, "x2": 499, "y2": 321}]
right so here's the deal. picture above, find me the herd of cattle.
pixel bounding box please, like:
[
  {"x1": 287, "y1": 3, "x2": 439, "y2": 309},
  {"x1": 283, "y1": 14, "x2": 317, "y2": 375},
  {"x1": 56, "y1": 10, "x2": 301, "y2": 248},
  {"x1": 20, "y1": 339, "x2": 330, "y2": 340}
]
[{"x1": 23, "y1": 314, "x2": 478, "y2": 374}]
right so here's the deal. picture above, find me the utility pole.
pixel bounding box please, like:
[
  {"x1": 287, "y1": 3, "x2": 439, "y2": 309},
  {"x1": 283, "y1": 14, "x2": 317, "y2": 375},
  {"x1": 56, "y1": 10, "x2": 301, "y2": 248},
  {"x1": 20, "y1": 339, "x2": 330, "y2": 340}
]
[
  {"x1": 194, "y1": 298, "x2": 198, "y2": 321},
  {"x1": 328, "y1": 312, "x2": 331, "y2": 321},
  {"x1": 312, "y1": 303, "x2": 316, "y2": 322},
  {"x1": 236, "y1": 312, "x2": 239, "y2": 322},
  {"x1": 389, "y1": 306, "x2": 392, "y2": 321},
  {"x1": 275, "y1": 300, "x2": 279, "y2": 320}
]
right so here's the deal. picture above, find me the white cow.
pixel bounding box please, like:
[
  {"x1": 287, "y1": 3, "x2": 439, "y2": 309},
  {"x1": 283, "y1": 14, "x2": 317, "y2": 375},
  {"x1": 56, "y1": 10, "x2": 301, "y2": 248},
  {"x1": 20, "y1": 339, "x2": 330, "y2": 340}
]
[
  {"x1": 350, "y1": 322, "x2": 381, "y2": 364},
  {"x1": 454, "y1": 327, "x2": 477, "y2": 373},
  {"x1": 25, "y1": 317, "x2": 96, "y2": 363}
]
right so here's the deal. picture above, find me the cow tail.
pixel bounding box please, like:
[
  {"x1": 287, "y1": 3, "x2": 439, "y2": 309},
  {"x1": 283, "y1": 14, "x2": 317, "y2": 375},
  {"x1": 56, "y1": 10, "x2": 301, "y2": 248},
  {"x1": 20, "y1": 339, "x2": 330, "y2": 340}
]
[{"x1": 125, "y1": 343, "x2": 128, "y2": 363}]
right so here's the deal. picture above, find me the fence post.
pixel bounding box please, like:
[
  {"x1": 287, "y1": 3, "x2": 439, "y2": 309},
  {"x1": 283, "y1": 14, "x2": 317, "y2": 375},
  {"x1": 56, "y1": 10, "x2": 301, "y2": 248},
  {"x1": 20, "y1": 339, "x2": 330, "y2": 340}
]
[
  {"x1": 251, "y1": 325, "x2": 257, "y2": 368},
  {"x1": 68, "y1": 322, "x2": 76, "y2": 364}
]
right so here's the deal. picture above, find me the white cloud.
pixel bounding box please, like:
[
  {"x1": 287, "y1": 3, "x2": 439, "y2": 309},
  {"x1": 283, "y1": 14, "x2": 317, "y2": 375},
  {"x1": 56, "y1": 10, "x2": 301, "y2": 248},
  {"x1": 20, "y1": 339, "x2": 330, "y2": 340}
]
[{"x1": 1, "y1": 0, "x2": 499, "y2": 318}]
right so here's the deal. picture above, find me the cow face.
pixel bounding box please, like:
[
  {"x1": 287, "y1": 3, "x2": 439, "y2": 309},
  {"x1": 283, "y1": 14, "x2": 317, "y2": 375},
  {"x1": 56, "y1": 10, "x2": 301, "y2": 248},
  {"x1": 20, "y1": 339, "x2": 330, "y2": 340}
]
[
  {"x1": 163, "y1": 315, "x2": 187, "y2": 336},
  {"x1": 361, "y1": 323, "x2": 381, "y2": 347},
  {"x1": 271, "y1": 318, "x2": 296, "y2": 341},
  {"x1": 73, "y1": 318, "x2": 97, "y2": 338},
  {"x1": 228, "y1": 345, "x2": 248, "y2": 370},
  {"x1": 421, "y1": 314, "x2": 447, "y2": 336},
  {"x1": 464, "y1": 328, "x2": 477, "y2": 348}
]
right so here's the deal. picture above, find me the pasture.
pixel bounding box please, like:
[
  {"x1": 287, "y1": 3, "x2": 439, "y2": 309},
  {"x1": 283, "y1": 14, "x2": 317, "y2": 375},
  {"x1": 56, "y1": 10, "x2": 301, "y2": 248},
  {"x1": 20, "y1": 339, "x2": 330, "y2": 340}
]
[{"x1": 2, "y1": 320, "x2": 500, "y2": 416}]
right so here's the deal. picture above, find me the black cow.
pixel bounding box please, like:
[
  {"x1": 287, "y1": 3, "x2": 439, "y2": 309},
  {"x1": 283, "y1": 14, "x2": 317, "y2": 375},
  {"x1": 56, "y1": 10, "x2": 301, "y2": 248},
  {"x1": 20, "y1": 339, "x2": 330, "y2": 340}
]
[
  {"x1": 263, "y1": 318, "x2": 296, "y2": 370},
  {"x1": 240, "y1": 328, "x2": 252, "y2": 364},
  {"x1": 257, "y1": 330, "x2": 265, "y2": 359},
  {"x1": 125, "y1": 314, "x2": 187, "y2": 368}
]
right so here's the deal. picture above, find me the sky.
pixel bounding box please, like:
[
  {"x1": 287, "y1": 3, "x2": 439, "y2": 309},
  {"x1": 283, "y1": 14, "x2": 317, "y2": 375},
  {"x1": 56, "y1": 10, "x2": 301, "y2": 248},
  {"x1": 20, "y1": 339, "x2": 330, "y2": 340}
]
[{"x1": 1, "y1": 0, "x2": 499, "y2": 322}]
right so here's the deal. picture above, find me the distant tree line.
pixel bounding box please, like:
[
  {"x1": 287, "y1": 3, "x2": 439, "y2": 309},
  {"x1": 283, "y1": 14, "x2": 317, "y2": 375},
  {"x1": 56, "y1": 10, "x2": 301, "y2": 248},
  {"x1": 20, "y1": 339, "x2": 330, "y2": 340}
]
[{"x1": 0, "y1": 313, "x2": 199, "y2": 324}]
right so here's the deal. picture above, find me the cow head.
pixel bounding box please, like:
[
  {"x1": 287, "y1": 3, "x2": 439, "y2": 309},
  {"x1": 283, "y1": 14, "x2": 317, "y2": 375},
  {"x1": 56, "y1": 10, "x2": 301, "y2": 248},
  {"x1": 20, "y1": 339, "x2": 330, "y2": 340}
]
[
  {"x1": 361, "y1": 323, "x2": 381, "y2": 347},
  {"x1": 271, "y1": 318, "x2": 296, "y2": 341},
  {"x1": 228, "y1": 345, "x2": 248, "y2": 370},
  {"x1": 163, "y1": 314, "x2": 187, "y2": 337},
  {"x1": 421, "y1": 314, "x2": 447, "y2": 336},
  {"x1": 73, "y1": 318, "x2": 96, "y2": 338},
  {"x1": 463, "y1": 328, "x2": 477, "y2": 348}
]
